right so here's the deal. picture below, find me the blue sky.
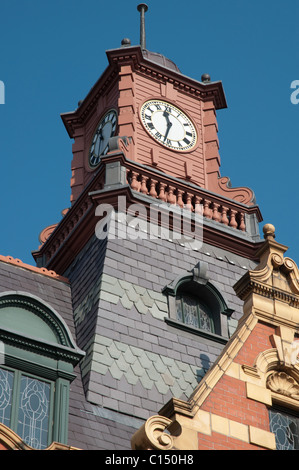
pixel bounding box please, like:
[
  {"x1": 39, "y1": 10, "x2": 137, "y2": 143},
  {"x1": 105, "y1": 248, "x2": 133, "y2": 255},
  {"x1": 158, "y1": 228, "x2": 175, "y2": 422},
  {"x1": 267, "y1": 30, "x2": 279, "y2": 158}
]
[{"x1": 0, "y1": 0, "x2": 298, "y2": 266}]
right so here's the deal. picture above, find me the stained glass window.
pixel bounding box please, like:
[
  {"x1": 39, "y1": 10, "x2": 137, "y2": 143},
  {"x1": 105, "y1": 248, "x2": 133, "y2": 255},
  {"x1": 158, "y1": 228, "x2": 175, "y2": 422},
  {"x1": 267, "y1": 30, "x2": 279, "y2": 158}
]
[
  {"x1": 0, "y1": 368, "x2": 14, "y2": 428},
  {"x1": 269, "y1": 408, "x2": 299, "y2": 450},
  {"x1": 17, "y1": 375, "x2": 51, "y2": 449},
  {"x1": 176, "y1": 294, "x2": 214, "y2": 333},
  {"x1": 0, "y1": 367, "x2": 52, "y2": 449}
]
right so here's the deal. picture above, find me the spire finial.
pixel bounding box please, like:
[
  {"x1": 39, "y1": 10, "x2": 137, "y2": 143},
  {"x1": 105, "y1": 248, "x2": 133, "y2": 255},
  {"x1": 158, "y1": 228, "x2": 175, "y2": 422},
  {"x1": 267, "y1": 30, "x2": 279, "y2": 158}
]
[
  {"x1": 263, "y1": 223, "x2": 276, "y2": 240},
  {"x1": 137, "y1": 3, "x2": 148, "y2": 50}
]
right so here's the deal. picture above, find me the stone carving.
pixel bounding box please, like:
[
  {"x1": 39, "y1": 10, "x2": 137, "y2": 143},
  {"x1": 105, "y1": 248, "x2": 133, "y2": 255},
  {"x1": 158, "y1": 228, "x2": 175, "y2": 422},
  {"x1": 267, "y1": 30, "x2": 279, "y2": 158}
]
[
  {"x1": 266, "y1": 372, "x2": 299, "y2": 400},
  {"x1": 131, "y1": 415, "x2": 174, "y2": 450}
]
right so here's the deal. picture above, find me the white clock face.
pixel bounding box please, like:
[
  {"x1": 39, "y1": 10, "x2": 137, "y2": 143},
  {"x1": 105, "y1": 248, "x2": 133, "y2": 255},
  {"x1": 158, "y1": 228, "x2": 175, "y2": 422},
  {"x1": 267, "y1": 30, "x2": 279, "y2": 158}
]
[
  {"x1": 89, "y1": 109, "x2": 117, "y2": 168},
  {"x1": 140, "y1": 100, "x2": 197, "y2": 151}
]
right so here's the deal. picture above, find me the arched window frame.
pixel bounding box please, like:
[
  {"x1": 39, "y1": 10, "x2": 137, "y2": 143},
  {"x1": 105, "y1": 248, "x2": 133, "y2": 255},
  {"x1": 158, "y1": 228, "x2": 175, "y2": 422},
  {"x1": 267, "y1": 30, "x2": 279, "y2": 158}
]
[
  {"x1": 163, "y1": 262, "x2": 234, "y2": 344},
  {"x1": 0, "y1": 291, "x2": 85, "y2": 449}
]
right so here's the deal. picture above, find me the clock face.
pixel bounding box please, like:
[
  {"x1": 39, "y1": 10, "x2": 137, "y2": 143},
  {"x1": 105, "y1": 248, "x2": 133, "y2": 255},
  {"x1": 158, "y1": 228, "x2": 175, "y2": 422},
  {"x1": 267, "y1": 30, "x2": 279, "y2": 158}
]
[
  {"x1": 140, "y1": 100, "x2": 197, "y2": 151},
  {"x1": 89, "y1": 109, "x2": 117, "y2": 168}
]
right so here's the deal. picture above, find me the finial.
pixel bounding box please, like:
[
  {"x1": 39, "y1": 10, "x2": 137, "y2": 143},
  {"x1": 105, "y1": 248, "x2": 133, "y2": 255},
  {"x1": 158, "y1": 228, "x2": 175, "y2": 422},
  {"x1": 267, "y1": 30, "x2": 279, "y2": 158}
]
[
  {"x1": 201, "y1": 73, "x2": 211, "y2": 83},
  {"x1": 121, "y1": 38, "x2": 131, "y2": 47},
  {"x1": 263, "y1": 223, "x2": 276, "y2": 240},
  {"x1": 137, "y1": 3, "x2": 148, "y2": 50}
]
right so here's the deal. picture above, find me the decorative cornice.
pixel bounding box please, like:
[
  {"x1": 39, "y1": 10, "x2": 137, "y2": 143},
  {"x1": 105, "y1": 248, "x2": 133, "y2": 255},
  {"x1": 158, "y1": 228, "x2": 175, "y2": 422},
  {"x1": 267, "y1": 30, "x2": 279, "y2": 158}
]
[
  {"x1": 61, "y1": 66, "x2": 119, "y2": 138},
  {"x1": 106, "y1": 46, "x2": 227, "y2": 110},
  {"x1": 234, "y1": 225, "x2": 299, "y2": 329}
]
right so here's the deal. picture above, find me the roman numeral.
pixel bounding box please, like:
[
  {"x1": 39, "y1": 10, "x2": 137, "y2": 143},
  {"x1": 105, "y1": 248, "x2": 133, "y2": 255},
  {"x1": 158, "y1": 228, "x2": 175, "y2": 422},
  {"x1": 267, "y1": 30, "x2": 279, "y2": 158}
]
[
  {"x1": 90, "y1": 155, "x2": 100, "y2": 165},
  {"x1": 183, "y1": 138, "x2": 190, "y2": 145},
  {"x1": 147, "y1": 123, "x2": 154, "y2": 130}
]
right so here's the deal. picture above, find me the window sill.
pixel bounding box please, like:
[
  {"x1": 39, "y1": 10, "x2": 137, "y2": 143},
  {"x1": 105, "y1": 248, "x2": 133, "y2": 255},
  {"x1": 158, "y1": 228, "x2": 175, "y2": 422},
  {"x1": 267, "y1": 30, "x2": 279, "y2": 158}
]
[{"x1": 165, "y1": 317, "x2": 228, "y2": 345}]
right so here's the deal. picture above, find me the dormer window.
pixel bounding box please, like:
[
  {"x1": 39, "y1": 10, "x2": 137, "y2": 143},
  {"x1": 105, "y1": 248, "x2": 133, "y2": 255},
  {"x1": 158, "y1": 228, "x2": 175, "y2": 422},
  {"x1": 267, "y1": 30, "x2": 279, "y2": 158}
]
[{"x1": 163, "y1": 262, "x2": 233, "y2": 343}]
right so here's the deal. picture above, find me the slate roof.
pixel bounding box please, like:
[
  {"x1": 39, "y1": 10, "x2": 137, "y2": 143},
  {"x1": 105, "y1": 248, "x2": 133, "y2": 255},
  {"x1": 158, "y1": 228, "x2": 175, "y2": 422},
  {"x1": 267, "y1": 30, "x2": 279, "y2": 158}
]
[{"x1": 0, "y1": 225, "x2": 259, "y2": 450}]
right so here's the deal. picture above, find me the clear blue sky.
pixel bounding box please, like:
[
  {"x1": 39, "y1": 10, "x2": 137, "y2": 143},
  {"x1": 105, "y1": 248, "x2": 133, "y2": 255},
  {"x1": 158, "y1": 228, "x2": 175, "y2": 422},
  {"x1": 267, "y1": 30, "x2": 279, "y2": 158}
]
[{"x1": 0, "y1": 0, "x2": 298, "y2": 266}]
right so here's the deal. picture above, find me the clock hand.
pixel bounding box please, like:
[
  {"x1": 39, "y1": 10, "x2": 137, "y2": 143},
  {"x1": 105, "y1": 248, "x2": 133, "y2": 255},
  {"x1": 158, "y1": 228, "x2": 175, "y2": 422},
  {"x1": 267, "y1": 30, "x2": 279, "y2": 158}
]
[
  {"x1": 163, "y1": 110, "x2": 171, "y2": 125},
  {"x1": 164, "y1": 121, "x2": 172, "y2": 141},
  {"x1": 163, "y1": 110, "x2": 172, "y2": 140}
]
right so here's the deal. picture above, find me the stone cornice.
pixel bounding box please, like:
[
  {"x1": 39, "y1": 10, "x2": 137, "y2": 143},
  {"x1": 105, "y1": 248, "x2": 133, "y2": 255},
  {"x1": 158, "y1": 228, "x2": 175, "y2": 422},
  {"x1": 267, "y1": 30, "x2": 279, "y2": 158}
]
[
  {"x1": 33, "y1": 148, "x2": 264, "y2": 274},
  {"x1": 61, "y1": 45, "x2": 227, "y2": 139},
  {"x1": 61, "y1": 66, "x2": 119, "y2": 138},
  {"x1": 106, "y1": 45, "x2": 227, "y2": 110}
]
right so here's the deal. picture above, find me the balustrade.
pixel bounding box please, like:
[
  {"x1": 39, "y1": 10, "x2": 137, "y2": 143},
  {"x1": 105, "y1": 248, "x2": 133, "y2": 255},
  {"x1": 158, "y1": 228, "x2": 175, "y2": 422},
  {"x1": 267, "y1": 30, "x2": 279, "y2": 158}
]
[{"x1": 126, "y1": 169, "x2": 247, "y2": 232}]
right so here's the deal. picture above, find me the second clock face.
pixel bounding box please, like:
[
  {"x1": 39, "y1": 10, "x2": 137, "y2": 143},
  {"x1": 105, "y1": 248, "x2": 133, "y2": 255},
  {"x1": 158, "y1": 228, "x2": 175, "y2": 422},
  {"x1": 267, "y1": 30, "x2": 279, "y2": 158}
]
[
  {"x1": 140, "y1": 100, "x2": 197, "y2": 151},
  {"x1": 89, "y1": 109, "x2": 117, "y2": 168}
]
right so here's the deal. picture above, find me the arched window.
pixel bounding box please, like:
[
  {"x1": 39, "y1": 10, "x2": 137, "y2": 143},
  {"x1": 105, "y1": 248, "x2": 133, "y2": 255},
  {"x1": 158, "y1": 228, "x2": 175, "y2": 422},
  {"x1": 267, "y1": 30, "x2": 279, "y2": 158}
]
[
  {"x1": 163, "y1": 262, "x2": 233, "y2": 342},
  {"x1": 0, "y1": 292, "x2": 84, "y2": 449},
  {"x1": 176, "y1": 293, "x2": 214, "y2": 333}
]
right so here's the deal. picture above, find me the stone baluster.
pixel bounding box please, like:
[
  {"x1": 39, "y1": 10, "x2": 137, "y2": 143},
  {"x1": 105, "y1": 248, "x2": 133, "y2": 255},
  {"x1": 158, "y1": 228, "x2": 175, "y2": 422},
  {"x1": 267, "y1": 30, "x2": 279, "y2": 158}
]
[
  {"x1": 158, "y1": 182, "x2": 167, "y2": 202},
  {"x1": 130, "y1": 171, "x2": 140, "y2": 191},
  {"x1": 194, "y1": 195, "x2": 203, "y2": 216},
  {"x1": 140, "y1": 175, "x2": 149, "y2": 195},
  {"x1": 203, "y1": 199, "x2": 212, "y2": 219},
  {"x1": 185, "y1": 192, "x2": 194, "y2": 211},
  {"x1": 149, "y1": 178, "x2": 158, "y2": 198},
  {"x1": 229, "y1": 209, "x2": 238, "y2": 229},
  {"x1": 239, "y1": 212, "x2": 246, "y2": 231},
  {"x1": 221, "y1": 206, "x2": 229, "y2": 226},
  {"x1": 167, "y1": 185, "x2": 176, "y2": 205},
  {"x1": 212, "y1": 202, "x2": 221, "y2": 222},
  {"x1": 176, "y1": 189, "x2": 184, "y2": 208}
]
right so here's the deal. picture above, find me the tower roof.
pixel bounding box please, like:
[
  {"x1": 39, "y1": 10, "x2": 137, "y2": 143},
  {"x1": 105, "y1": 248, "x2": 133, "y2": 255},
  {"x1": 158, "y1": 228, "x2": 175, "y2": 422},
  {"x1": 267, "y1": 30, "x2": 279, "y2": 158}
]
[{"x1": 142, "y1": 49, "x2": 181, "y2": 73}]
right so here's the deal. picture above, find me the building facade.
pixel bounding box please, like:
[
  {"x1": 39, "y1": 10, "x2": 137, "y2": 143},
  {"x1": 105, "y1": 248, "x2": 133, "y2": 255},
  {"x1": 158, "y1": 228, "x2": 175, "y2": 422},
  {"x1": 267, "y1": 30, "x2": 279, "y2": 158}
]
[{"x1": 0, "y1": 6, "x2": 298, "y2": 451}]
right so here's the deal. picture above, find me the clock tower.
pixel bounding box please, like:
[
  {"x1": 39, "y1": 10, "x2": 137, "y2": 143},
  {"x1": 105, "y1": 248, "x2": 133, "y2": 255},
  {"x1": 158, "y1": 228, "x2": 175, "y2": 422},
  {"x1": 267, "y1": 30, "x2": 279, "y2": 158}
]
[{"x1": 31, "y1": 4, "x2": 264, "y2": 450}]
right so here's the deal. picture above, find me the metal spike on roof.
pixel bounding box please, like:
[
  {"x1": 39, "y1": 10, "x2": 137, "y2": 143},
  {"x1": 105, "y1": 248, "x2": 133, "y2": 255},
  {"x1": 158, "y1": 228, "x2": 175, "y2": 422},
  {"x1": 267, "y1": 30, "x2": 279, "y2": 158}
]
[{"x1": 137, "y1": 3, "x2": 148, "y2": 50}]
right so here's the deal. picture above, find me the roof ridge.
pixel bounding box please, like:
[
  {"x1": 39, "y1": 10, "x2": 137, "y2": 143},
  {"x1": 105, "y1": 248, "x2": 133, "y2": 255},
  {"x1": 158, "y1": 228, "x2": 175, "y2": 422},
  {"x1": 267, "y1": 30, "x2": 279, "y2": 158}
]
[{"x1": 0, "y1": 255, "x2": 69, "y2": 283}]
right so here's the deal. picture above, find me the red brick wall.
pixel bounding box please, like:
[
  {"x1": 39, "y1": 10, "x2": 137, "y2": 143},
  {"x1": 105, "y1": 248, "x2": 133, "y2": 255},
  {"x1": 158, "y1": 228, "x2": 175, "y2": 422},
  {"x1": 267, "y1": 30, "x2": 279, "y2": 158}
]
[
  {"x1": 235, "y1": 322, "x2": 275, "y2": 367},
  {"x1": 198, "y1": 432, "x2": 263, "y2": 450},
  {"x1": 197, "y1": 321, "x2": 276, "y2": 449},
  {"x1": 201, "y1": 374, "x2": 270, "y2": 431}
]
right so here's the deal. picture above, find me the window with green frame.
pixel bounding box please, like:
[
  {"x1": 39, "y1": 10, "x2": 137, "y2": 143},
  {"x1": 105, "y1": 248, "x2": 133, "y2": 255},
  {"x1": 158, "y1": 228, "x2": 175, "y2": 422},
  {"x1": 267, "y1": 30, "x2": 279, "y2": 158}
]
[
  {"x1": 0, "y1": 293, "x2": 84, "y2": 449},
  {"x1": 0, "y1": 367, "x2": 53, "y2": 449}
]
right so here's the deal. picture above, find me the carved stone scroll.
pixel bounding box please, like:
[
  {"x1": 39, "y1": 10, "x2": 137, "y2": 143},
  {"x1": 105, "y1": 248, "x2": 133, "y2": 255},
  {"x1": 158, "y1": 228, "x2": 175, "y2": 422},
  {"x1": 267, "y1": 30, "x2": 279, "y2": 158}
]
[{"x1": 131, "y1": 415, "x2": 174, "y2": 450}]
